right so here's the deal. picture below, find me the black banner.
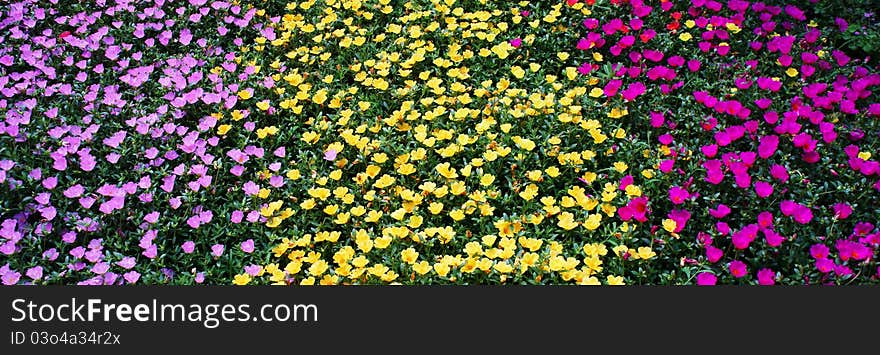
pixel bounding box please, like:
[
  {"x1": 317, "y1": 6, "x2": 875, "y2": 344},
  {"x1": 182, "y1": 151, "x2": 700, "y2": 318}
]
[{"x1": 1, "y1": 286, "x2": 878, "y2": 352}]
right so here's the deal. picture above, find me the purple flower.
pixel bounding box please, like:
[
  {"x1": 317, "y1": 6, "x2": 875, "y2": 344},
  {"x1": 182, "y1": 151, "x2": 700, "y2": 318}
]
[
  {"x1": 2, "y1": 271, "x2": 21, "y2": 285},
  {"x1": 244, "y1": 264, "x2": 262, "y2": 276},
  {"x1": 26, "y1": 266, "x2": 43, "y2": 280},
  {"x1": 182, "y1": 241, "x2": 196, "y2": 254},
  {"x1": 211, "y1": 244, "x2": 225, "y2": 257},
  {"x1": 231, "y1": 210, "x2": 244, "y2": 223},
  {"x1": 240, "y1": 239, "x2": 255, "y2": 254},
  {"x1": 142, "y1": 245, "x2": 157, "y2": 259},
  {"x1": 117, "y1": 257, "x2": 136, "y2": 270},
  {"x1": 123, "y1": 271, "x2": 141, "y2": 284},
  {"x1": 91, "y1": 262, "x2": 110, "y2": 275}
]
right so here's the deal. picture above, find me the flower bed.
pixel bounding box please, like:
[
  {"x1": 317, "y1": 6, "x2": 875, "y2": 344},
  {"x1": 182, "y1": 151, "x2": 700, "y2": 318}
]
[{"x1": 1, "y1": 0, "x2": 878, "y2": 285}]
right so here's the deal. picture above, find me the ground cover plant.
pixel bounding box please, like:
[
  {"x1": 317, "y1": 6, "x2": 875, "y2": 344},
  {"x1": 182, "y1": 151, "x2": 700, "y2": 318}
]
[{"x1": 1, "y1": 0, "x2": 878, "y2": 286}]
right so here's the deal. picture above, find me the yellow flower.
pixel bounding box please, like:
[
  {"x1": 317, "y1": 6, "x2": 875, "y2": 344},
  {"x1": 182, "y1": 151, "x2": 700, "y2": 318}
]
[
  {"x1": 428, "y1": 202, "x2": 444, "y2": 215},
  {"x1": 216, "y1": 124, "x2": 231, "y2": 135},
  {"x1": 232, "y1": 273, "x2": 251, "y2": 285},
  {"x1": 433, "y1": 262, "x2": 451, "y2": 277},
  {"x1": 606, "y1": 275, "x2": 625, "y2": 285},
  {"x1": 511, "y1": 66, "x2": 525, "y2": 79},
  {"x1": 312, "y1": 89, "x2": 328, "y2": 105},
  {"x1": 308, "y1": 260, "x2": 329, "y2": 276},
  {"x1": 518, "y1": 183, "x2": 539, "y2": 201},
  {"x1": 493, "y1": 262, "x2": 513, "y2": 274},
  {"x1": 480, "y1": 174, "x2": 495, "y2": 186},
  {"x1": 435, "y1": 162, "x2": 459, "y2": 179},
  {"x1": 256, "y1": 100, "x2": 270, "y2": 111},
  {"x1": 662, "y1": 219, "x2": 678, "y2": 233},
  {"x1": 637, "y1": 247, "x2": 656, "y2": 260},
  {"x1": 785, "y1": 67, "x2": 799, "y2": 77},
  {"x1": 413, "y1": 261, "x2": 432, "y2": 275},
  {"x1": 679, "y1": 32, "x2": 692, "y2": 41},
  {"x1": 401, "y1": 248, "x2": 419, "y2": 264},
  {"x1": 583, "y1": 214, "x2": 602, "y2": 230},
  {"x1": 237, "y1": 89, "x2": 252, "y2": 100},
  {"x1": 556, "y1": 212, "x2": 579, "y2": 231}
]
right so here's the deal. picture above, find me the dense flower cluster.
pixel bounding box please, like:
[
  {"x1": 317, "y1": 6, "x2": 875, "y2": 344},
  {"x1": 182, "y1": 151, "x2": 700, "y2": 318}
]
[{"x1": 1, "y1": 0, "x2": 877, "y2": 286}]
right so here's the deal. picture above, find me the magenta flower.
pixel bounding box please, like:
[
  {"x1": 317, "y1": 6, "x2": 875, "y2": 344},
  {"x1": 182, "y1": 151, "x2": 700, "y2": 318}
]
[
  {"x1": 832, "y1": 203, "x2": 853, "y2": 219},
  {"x1": 728, "y1": 260, "x2": 748, "y2": 278},
  {"x1": 708, "y1": 204, "x2": 731, "y2": 219},
  {"x1": 757, "y1": 269, "x2": 776, "y2": 285},
  {"x1": 696, "y1": 272, "x2": 717, "y2": 285},
  {"x1": 705, "y1": 246, "x2": 723, "y2": 263},
  {"x1": 509, "y1": 38, "x2": 522, "y2": 48},
  {"x1": 668, "y1": 186, "x2": 689, "y2": 205},
  {"x1": 754, "y1": 181, "x2": 774, "y2": 198}
]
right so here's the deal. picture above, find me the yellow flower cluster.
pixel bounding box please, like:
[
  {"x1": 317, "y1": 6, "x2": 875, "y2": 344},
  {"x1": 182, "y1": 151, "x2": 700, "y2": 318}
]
[{"x1": 227, "y1": 0, "x2": 660, "y2": 285}]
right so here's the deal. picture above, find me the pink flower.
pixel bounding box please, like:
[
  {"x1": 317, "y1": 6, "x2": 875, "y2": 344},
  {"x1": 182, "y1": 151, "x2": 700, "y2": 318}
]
[
  {"x1": 242, "y1": 181, "x2": 260, "y2": 195},
  {"x1": 757, "y1": 135, "x2": 779, "y2": 159},
  {"x1": 117, "y1": 257, "x2": 136, "y2": 270},
  {"x1": 668, "y1": 186, "x2": 689, "y2": 205},
  {"x1": 64, "y1": 184, "x2": 85, "y2": 198},
  {"x1": 757, "y1": 269, "x2": 776, "y2": 285},
  {"x1": 705, "y1": 246, "x2": 723, "y2": 263},
  {"x1": 211, "y1": 244, "x2": 225, "y2": 257},
  {"x1": 231, "y1": 210, "x2": 244, "y2": 223},
  {"x1": 1, "y1": 271, "x2": 21, "y2": 285},
  {"x1": 144, "y1": 211, "x2": 160, "y2": 224},
  {"x1": 240, "y1": 239, "x2": 255, "y2": 254},
  {"x1": 142, "y1": 244, "x2": 157, "y2": 259},
  {"x1": 659, "y1": 159, "x2": 674, "y2": 173},
  {"x1": 182, "y1": 241, "x2": 195, "y2": 254},
  {"x1": 732, "y1": 224, "x2": 759, "y2": 250},
  {"x1": 754, "y1": 181, "x2": 774, "y2": 198},
  {"x1": 763, "y1": 229, "x2": 784, "y2": 247},
  {"x1": 709, "y1": 204, "x2": 731, "y2": 219},
  {"x1": 123, "y1": 271, "x2": 140, "y2": 284},
  {"x1": 757, "y1": 211, "x2": 774, "y2": 229},
  {"x1": 186, "y1": 215, "x2": 201, "y2": 229},
  {"x1": 793, "y1": 205, "x2": 813, "y2": 224},
  {"x1": 701, "y1": 144, "x2": 718, "y2": 157},
  {"x1": 728, "y1": 260, "x2": 748, "y2": 278},
  {"x1": 696, "y1": 272, "x2": 717, "y2": 285},
  {"x1": 810, "y1": 244, "x2": 830, "y2": 259},
  {"x1": 668, "y1": 209, "x2": 691, "y2": 233},
  {"x1": 509, "y1": 38, "x2": 522, "y2": 48},
  {"x1": 815, "y1": 258, "x2": 834, "y2": 273},
  {"x1": 650, "y1": 112, "x2": 665, "y2": 128},
  {"x1": 26, "y1": 266, "x2": 43, "y2": 280},
  {"x1": 832, "y1": 203, "x2": 852, "y2": 219},
  {"x1": 769, "y1": 164, "x2": 789, "y2": 182},
  {"x1": 323, "y1": 149, "x2": 337, "y2": 161}
]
